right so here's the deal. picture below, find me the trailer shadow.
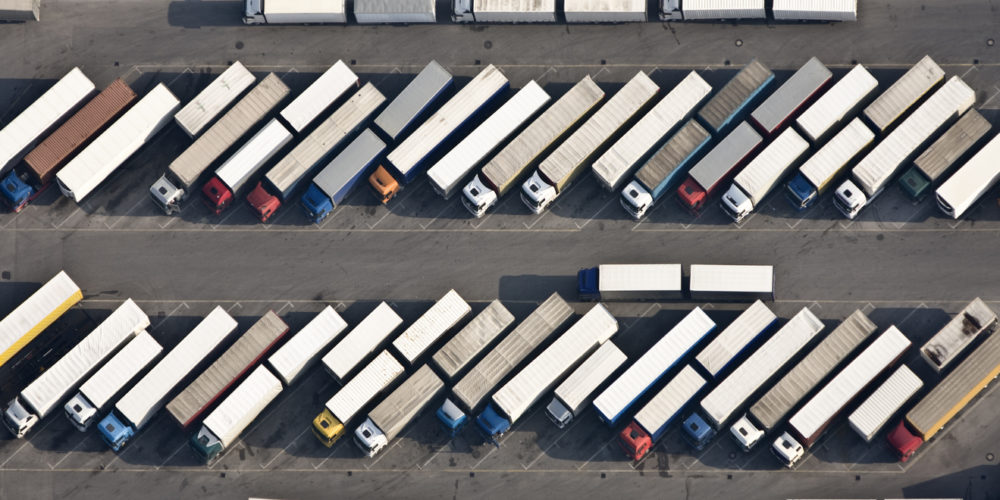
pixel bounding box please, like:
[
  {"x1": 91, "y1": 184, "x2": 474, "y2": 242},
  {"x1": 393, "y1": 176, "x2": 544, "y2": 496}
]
[{"x1": 166, "y1": 1, "x2": 246, "y2": 28}]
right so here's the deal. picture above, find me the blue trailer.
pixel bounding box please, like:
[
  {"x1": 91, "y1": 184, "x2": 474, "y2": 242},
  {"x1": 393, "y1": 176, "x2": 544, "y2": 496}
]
[
  {"x1": 301, "y1": 129, "x2": 386, "y2": 223},
  {"x1": 620, "y1": 119, "x2": 712, "y2": 219},
  {"x1": 696, "y1": 59, "x2": 774, "y2": 134},
  {"x1": 577, "y1": 264, "x2": 683, "y2": 302}
]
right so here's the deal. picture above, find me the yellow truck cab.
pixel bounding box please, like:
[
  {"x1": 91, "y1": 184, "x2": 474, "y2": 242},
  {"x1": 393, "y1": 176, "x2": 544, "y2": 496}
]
[{"x1": 312, "y1": 409, "x2": 345, "y2": 447}]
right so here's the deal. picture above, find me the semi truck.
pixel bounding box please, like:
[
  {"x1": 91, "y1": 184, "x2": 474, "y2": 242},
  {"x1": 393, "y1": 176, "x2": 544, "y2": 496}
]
[
  {"x1": 688, "y1": 264, "x2": 774, "y2": 301},
  {"x1": 428, "y1": 81, "x2": 550, "y2": 199},
  {"x1": 935, "y1": 132, "x2": 1000, "y2": 219},
  {"x1": 522, "y1": 72, "x2": 658, "y2": 213},
  {"x1": 661, "y1": 0, "x2": 766, "y2": 21},
  {"x1": 321, "y1": 302, "x2": 403, "y2": 382},
  {"x1": 783, "y1": 118, "x2": 875, "y2": 210},
  {"x1": 279, "y1": 60, "x2": 358, "y2": 133},
  {"x1": 577, "y1": 264, "x2": 683, "y2": 301},
  {"x1": 694, "y1": 300, "x2": 777, "y2": 378},
  {"x1": 546, "y1": 341, "x2": 626, "y2": 428},
  {"x1": 355, "y1": 364, "x2": 444, "y2": 456},
  {"x1": 863, "y1": 56, "x2": 944, "y2": 134},
  {"x1": 249, "y1": 83, "x2": 385, "y2": 221},
  {"x1": 749, "y1": 57, "x2": 832, "y2": 137},
  {"x1": 0, "y1": 270, "x2": 82, "y2": 369},
  {"x1": 771, "y1": 0, "x2": 857, "y2": 22},
  {"x1": 173, "y1": 62, "x2": 256, "y2": 138},
  {"x1": 64, "y1": 331, "x2": 162, "y2": 431},
  {"x1": 898, "y1": 109, "x2": 990, "y2": 201},
  {"x1": 593, "y1": 307, "x2": 714, "y2": 425},
  {"x1": 740, "y1": 310, "x2": 876, "y2": 450},
  {"x1": 371, "y1": 65, "x2": 509, "y2": 203},
  {"x1": 312, "y1": 350, "x2": 404, "y2": 447},
  {"x1": 834, "y1": 76, "x2": 975, "y2": 219},
  {"x1": 0, "y1": 67, "x2": 95, "y2": 176},
  {"x1": 775, "y1": 326, "x2": 911, "y2": 467},
  {"x1": 431, "y1": 300, "x2": 515, "y2": 381},
  {"x1": 563, "y1": 0, "x2": 646, "y2": 22},
  {"x1": 794, "y1": 64, "x2": 878, "y2": 144},
  {"x1": 721, "y1": 127, "x2": 809, "y2": 223},
  {"x1": 354, "y1": 0, "x2": 436, "y2": 23},
  {"x1": 301, "y1": 129, "x2": 386, "y2": 223},
  {"x1": 56, "y1": 83, "x2": 181, "y2": 203},
  {"x1": 920, "y1": 298, "x2": 997, "y2": 373},
  {"x1": 462, "y1": 76, "x2": 604, "y2": 217},
  {"x1": 682, "y1": 307, "x2": 824, "y2": 450},
  {"x1": 592, "y1": 71, "x2": 712, "y2": 192},
  {"x1": 166, "y1": 311, "x2": 289, "y2": 428},
  {"x1": 675, "y1": 122, "x2": 762, "y2": 214},
  {"x1": 848, "y1": 365, "x2": 923, "y2": 443},
  {"x1": 697, "y1": 59, "x2": 774, "y2": 135},
  {"x1": 452, "y1": 0, "x2": 557, "y2": 22},
  {"x1": 477, "y1": 304, "x2": 617, "y2": 445},
  {"x1": 150, "y1": 73, "x2": 290, "y2": 215},
  {"x1": 97, "y1": 307, "x2": 238, "y2": 451},
  {"x1": 201, "y1": 118, "x2": 293, "y2": 214},
  {"x1": 437, "y1": 293, "x2": 573, "y2": 435},
  {"x1": 3, "y1": 299, "x2": 149, "y2": 438},
  {"x1": 392, "y1": 289, "x2": 471, "y2": 365},
  {"x1": 619, "y1": 119, "x2": 711, "y2": 219},
  {"x1": 2, "y1": 79, "x2": 135, "y2": 212},
  {"x1": 244, "y1": 0, "x2": 347, "y2": 25},
  {"x1": 266, "y1": 306, "x2": 348, "y2": 386},
  {"x1": 373, "y1": 61, "x2": 452, "y2": 141},
  {"x1": 618, "y1": 365, "x2": 705, "y2": 461},
  {"x1": 191, "y1": 364, "x2": 283, "y2": 462}
]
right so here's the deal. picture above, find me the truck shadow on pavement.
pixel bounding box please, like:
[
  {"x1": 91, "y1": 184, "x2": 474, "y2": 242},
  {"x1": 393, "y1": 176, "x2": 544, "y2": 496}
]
[{"x1": 167, "y1": 1, "x2": 246, "y2": 28}]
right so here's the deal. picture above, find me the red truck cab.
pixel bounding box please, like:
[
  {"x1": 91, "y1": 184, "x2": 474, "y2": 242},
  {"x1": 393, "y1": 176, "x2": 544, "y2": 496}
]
[
  {"x1": 618, "y1": 421, "x2": 652, "y2": 461},
  {"x1": 247, "y1": 182, "x2": 281, "y2": 222},
  {"x1": 677, "y1": 177, "x2": 707, "y2": 214},
  {"x1": 201, "y1": 177, "x2": 233, "y2": 215},
  {"x1": 886, "y1": 421, "x2": 923, "y2": 462},
  {"x1": 369, "y1": 165, "x2": 400, "y2": 204}
]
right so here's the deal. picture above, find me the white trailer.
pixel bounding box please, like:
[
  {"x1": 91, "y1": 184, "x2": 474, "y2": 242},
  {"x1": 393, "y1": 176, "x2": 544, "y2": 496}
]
[
  {"x1": 593, "y1": 308, "x2": 714, "y2": 425},
  {"x1": 848, "y1": 365, "x2": 923, "y2": 442},
  {"x1": 920, "y1": 298, "x2": 997, "y2": 372},
  {"x1": 721, "y1": 127, "x2": 809, "y2": 222},
  {"x1": 374, "y1": 61, "x2": 453, "y2": 140},
  {"x1": 0, "y1": 271, "x2": 82, "y2": 368},
  {"x1": 663, "y1": 0, "x2": 765, "y2": 21},
  {"x1": 243, "y1": 0, "x2": 347, "y2": 25},
  {"x1": 3, "y1": 299, "x2": 149, "y2": 438},
  {"x1": 354, "y1": 0, "x2": 436, "y2": 23},
  {"x1": 313, "y1": 350, "x2": 404, "y2": 447},
  {"x1": 98, "y1": 307, "x2": 238, "y2": 451},
  {"x1": 301, "y1": 129, "x2": 386, "y2": 223},
  {"x1": 392, "y1": 290, "x2": 472, "y2": 365},
  {"x1": 192, "y1": 365, "x2": 283, "y2": 462},
  {"x1": 0, "y1": 67, "x2": 94, "y2": 175},
  {"x1": 202, "y1": 118, "x2": 294, "y2": 213},
  {"x1": 900, "y1": 109, "x2": 992, "y2": 201},
  {"x1": 630, "y1": 365, "x2": 706, "y2": 448},
  {"x1": 772, "y1": 0, "x2": 857, "y2": 22},
  {"x1": 266, "y1": 306, "x2": 348, "y2": 386},
  {"x1": 174, "y1": 62, "x2": 256, "y2": 138},
  {"x1": 592, "y1": 71, "x2": 711, "y2": 191},
  {"x1": 784, "y1": 117, "x2": 875, "y2": 209},
  {"x1": 564, "y1": 0, "x2": 646, "y2": 23},
  {"x1": 546, "y1": 341, "x2": 626, "y2": 428},
  {"x1": 579, "y1": 264, "x2": 683, "y2": 302},
  {"x1": 322, "y1": 302, "x2": 403, "y2": 382},
  {"x1": 695, "y1": 300, "x2": 777, "y2": 378},
  {"x1": 522, "y1": 71, "x2": 658, "y2": 213},
  {"x1": 428, "y1": 81, "x2": 550, "y2": 199},
  {"x1": 795, "y1": 64, "x2": 878, "y2": 143},
  {"x1": 432, "y1": 300, "x2": 515, "y2": 381},
  {"x1": 354, "y1": 364, "x2": 444, "y2": 456},
  {"x1": 64, "y1": 331, "x2": 162, "y2": 432},
  {"x1": 835, "y1": 76, "x2": 975, "y2": 219},
  {"x1": 453, "y1": 0, "x2": 556, "y2": 22},
  {"x1": 863, "y1": 56, "x2": 944, "y2": 133},
  {"x1": 750, "y1": 57, "x2": 832, "y2": 136},
  {"x1": 0, "y1": 0, "x2": 40, "y2": 21},
  {"x1": 936, "y1": 133, "x2": 1000, "y2": 219},
  {"x1": 279, "y1": 60, "x2": 358, "y2": 133},
  {"x1": 688, "y1": 264, "x2": 774, "y2": 301},
  {"x1": 56, "y1": 84, "x2": 180, "y2": 203}
]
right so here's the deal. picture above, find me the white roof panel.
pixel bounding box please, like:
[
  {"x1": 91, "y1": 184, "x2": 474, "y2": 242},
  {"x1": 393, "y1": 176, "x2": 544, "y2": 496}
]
[
  {"x1": 322, "y1": 302, "x2": 402, "y2": 381},
  {"x1": 324, "y1": 350, "x2": 404, "y2": 423},
  {"x1": 689, "y1": 264, "x2": 774, "y2": 295},
  {"x1": 0, "y1": 271, "x2": 82, "y2": 366},
  {"x1": 863, "y1": 56, "x2": 945, "y2": 133},
  {"x1": 798, "y1": 118, "x2": 874, "y2": 192},
  {"x1": 354, "y1": 0, "x2": 435, "y2": 23},
  {"x1": 214, "y1": 118, "x2": 293, "y2": 192},
  {"x1": 554, "y1": 341, "x2": 627, "y2": 415},
  {"x1": 374, "y1": 61, "x2": 452, "y2": 140},
  {"x1": 598, "y1": 264, "x2": 682, "y2": 293},
  {"x1": 76, "y1": 330, "x2": 162, "y2": 409},
  {"x1": 796, "y1": 64, "x2": 878, "y2": 142},
  {"x1": 848, "y1": 365, "x2": 922, "y2": 442},
  {"x1": 695, "y1": 300, "x2": 777, "y2": 377},
  {"x1": 392, "y1": 290, "x2": 471, "y2": 364},
  {"x1": 432, "y1": 300, "x2": 515, "y2": 380},
  {"x1": 772, "y1": 0, "x2": 857, "y2": 21},
  {"x1": 279, "y1": 60, "x2": 358, "y2": 133},
  {"x1": 266, "y1": 306, "x2": 348, "y2": 386},
  {"x1": 732, "y1": 127, "x2": 809, "y2": 205},
  {"x1": 680, "y1": 0, "x2": 766, "y2": 19},
  {"x1": 202, "y1": 365, "x2": 283, "y2": 447},
  {"x1": 635, "y1": 365, "x2": 705, "y2": 438},
  {"x1": 174, "y1": 62, "x2": 256, "y2": 138},
  {"x1": 936, "y1": 132, "x2": 1000, "y2": 218},
  {"x1": 920, "y1": 298, "x2": 997, "y2": 372}
]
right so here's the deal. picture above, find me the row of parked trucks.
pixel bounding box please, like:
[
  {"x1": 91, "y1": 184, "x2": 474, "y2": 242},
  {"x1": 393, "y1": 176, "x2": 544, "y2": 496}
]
[{"x1": 3, "y1": 269, "x2": 998, "y2": 468}]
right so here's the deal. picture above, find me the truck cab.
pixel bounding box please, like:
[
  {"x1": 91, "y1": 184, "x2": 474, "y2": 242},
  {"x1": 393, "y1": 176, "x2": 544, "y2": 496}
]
[
  {"x1": 1, "y1": 171, "x2": 35, "y2": 212},
  {"x1": 461, "y1": 175, "x2": 497, "y2": 218},
  {"x1": 475, "y1": 404, "x2": 510, "y2": 446},
  {"x1": 2, "y1": 398, "x2": 37, "y2": 438},
  {"x1": 720, "y1": 185, "x2": 753, "y2": 223},
  {"x1": 681, "y1": 413, "x2": 715, "y2": 450},
  {"x1": 190, "y1": 426, "x2": 222, "y2": 462},
  {"x1": 544, "y1": 398, "x2": 573, "y2": 429},
  {"x1": 676, "y1": 178, "x2": 707, "y2": 215},
  {"x1": 898, "y1": 167, "x2": 931, "y2": 201},
  {"x1": 576, "y1": 268, "x2": 600, "y2": 301},
  {"x1": 301, "y1": 184, "x2": 333, "y2": 224},
  {"x1": 728, "y1": 415, "x2": 764, "y2": 452},
  {"x1": 617, "y1": 421, "x2": 652, "y2": 461},
  {"x1": 436, "y1": 399, "x2": 468, "y2": 437},
  {"x1": 149, "y1": 174, "x2": 183, "y2": 215},
  {"x1": 311, "y1": 408, "x2": 346, "y2": 448},
  {"x1": 452, "y1": 0, "x2": 474, "y2": 22},
  {"x1": 97, "y1": 412, "x2": 134, "y2": 451},
  {"x1": 833, "y1": 180, "x2": 866, "y2": 219},
  {"x1": 368, "y1": 166, "x2": 399, "y2": 204},
  {"x1": 201, "y1": 177, "x2": 234, "y2": 214},
  {"x1": 620, "y1": 180, "x2": 653, "y2": 220},
  {"x1": 247, "y1": 182, "x2": 281, "y2": 222},
  {"x1": 243, "y1": 0, "x2": 265, "y2": 24},
  {"x1": 64, "y1": 393, "x2": 99, "y2": 431},
  {"x1": 771, "y1": 432, "x2": 804, "y2": 468},
  {"x1": 354, "y1": 417, "x2": 388, "y2": 457},
  {"x1": 784, "y1": 173, "x2": 817, "y2": 210},
  {"x1": 886, "y1": 420, "x2": 923, "y2": 462},
  {"x1": 520, "y1": 172, "x2": 556, "y2": 214}
]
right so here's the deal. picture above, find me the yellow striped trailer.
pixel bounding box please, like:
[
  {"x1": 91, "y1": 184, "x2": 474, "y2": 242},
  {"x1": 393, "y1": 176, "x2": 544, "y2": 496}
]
[{"x1": 0, "y1": 271, "x2": 83, "y2": 368}]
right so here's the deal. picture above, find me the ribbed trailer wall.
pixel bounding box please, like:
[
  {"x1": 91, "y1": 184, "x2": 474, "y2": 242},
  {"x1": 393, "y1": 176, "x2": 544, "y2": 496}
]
[
  {"x1": 214, "y1": 118, "x2": 293, "y2": 192},
  {"x1": 0, "y1": 271, "x2": 83, "y2": 367},
  {"x1": 596, "y1": 264, "x2": 683, "y2": 301},
  {"x1": 432, "y1": 301, "x2": 515, "y2": 381},
  {"x1": 366, "y1": 365, "x2": 444, "y2": 441},
  {"x1": 679, "y1": 0, "x2": 766, "y2": 20},
  {"x1": 324, "y1": 351, "x2": 404, "y2": 424},
  {"x1": 174, "y1": 62, "x2": 256, "y2": 138},
  {"x1": 730, "y1": 128, "x2": 809, "y2": 205},
  {"x1": 695, "y1": 300, "x2": 777, "y2": 378},
  {"x1": 750, "y1": 57, "x2": 832, "y2": 135},
  {"x1": 392, "y1": 289, "x2": 471, "y2": 365},
  {"x1": 912, "y1": 110, "x2": 991, "y2": 183},
  {"x1": 374, "y1": 61, "x2": 453, "y2": 140},
  {"x1": 863, "y1": 56, "x2": 944, "y2": 133},
  {"x1": 920, "y1": 298, "x2": 997, "y2": 373},
  {"x1": 470, "y1": 0, "x2": 557, "y2": 22},
  {"x1": 772, "y1": 0, "x2": 857, "y2": 22},
  {"x1": 686, "y1": 122, "x2": 762, "y2": 194},
  {"x1": 266, "y1": 306, "x2": 348, "y2": 386},
  {"x1": 201, "y1": 365, "x2": 283, "y2": 448},
  {"x1": 322, "y1": 302, "x2": 402, "y2": 382},
  {"x1": 635, "y1": 365, "x2": 706, "y2": 441},
  {"x1": 69, "y1": 331, "x2": 162, "y2": 417},
  {"x1": 279, "y1": 61, "x2": 358, "y2": 133},
  {"x1": 553, "y1": 342, "x2": 627, "y2": 416},
  {"x1": 697, "y1": 59, "x2": 773, "y2": 134},
  {"x1": 797, "y1": 118, "x2": 874, "y2": 193},
  {"x1": 748, "y1": 310, "x2": 875, "y2": 432},
  {"x1": 630, "y1": 119, "x2": 711, "y2": 200},
  {"x1": 688, "y1": 264, "x2": 774, "y2": 301},
  {"x1": 848, "y1": 365, "x2": 922, "y2": 442},
  {"x1": 563, "y1": 0, "x2": 646, "y2": 23},
  {"x1": 795, "y1": 64, "x2": 878, "y2": 143},
  {"x1": 935, "y1": 132, "x2": 1000, "y2": 219},
  {"x1": 354, "y1": 0, "x2": 436, "y2": 23}
]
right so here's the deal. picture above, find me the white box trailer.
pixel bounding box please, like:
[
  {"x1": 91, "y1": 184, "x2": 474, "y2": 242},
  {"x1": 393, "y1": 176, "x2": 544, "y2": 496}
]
[
  {"x1": 546, "y1": 341, "x2": 627, "y2": 427},
  {"x1": 784, "y1": 117, "x2": 875, "y2": 209},
  {"x1": 666, "y1": 0, "x2": 766, "y2": 21},
  {"x1": 462, "y1": 76, "x2": 604, "y2": 218},
  {"x1": 98, "y1": 307, "x2": 238, "y2": 451},
  {"x1": 279, "y1": 60, "x2": 358, "y2": 133},
  {"x1": 0, "y1": 271, "x2": 82, "y2": 368},
  {"x1": 354, "y1": 0, "x2": 436, "y2": 23},
  {"x1": 374, "y1": 61, "x2": 453, "y2": 141},
  {"x1": 580, "y1": 264, "x2": 683, "y2": 302},
  {"x1": 632, "y1": 365, "x2": 706, "y2": 445},
  {"x1": 174, "y1": 62, "x2": 256, "y2": 138},
  {"x1": 322, "y1": 302, "x2": 403, "y2": 382},
  {"x1": 695, "y1": 300, "x2": 777, "y2": 378},
  {"x1": 453, "y1": 0, "x2": 557, "y2": 22},
  {"x1": 795, "y1": 64, "x2": 878, "y2": 143},
  {"x1": 432, "y1": 300, "x2": 515, "y2": 381},
  {"x1": 0, "y1": 0, "x2": 40, "y2": 21},
  {"x1": 863, "y1": 56, "x2": 945, "y2": 134},
  {"x1": 266, "y1": 306, "x2": 348, "y2": 386},
  {"x1": 936, "y1": 133, "x2": 1000, "y2": 219},
  {"x1": 320, "y1": 351, "x2": 404, "y2": 436},
  {"x1": 772, "y1": 0, "x2": 857, "y2": 22},
  {"x1": 56, "y1": 84, "x2": 180, "y2": 203},
  {"x1": 301, "y1": 128, "x2": 386, "y2": 223},
  {"x1": 65, "y1": 331, "x2": 162, "y2": 432},
  {"x1": 354, "y1": 364, "x2": 444, "y2": 456},
  {"x1": 721, "y1": 127, "x2": 810, "y2": 222},
  {"x1": 900, "y1": 109, "x2": 991, "y2": 201},
  {"x1": 920, "y1": 298, "x2": 997, "y2": 372},
  {"x1": 750, "y1": 57, "x2": 832, "y2": 136},
  {"x1": 835, "y1": 76, "x2": 975, "y2": 219},
  {"x1": 594, "y1": 307, "x2": 714, "y2": 425},
  {"x1": 203, "y1": 118, "x2": 293, "y2": 214},
  {"x1": 688, "y1": 264, "x2": 774, "y2": 301},
  {"x1": 192, "y1": 365, "x2": 283, "y2": 462},
  {"x1": 522, "y1": 71, "x2": 658, "y2": 213},
  {"x1": 848, "y1": 365, "x2": 923, "y2": 442},
  {"x1": 392, "y1": 290, "x2": 472, "y2": 365},
  {"x1": 428, "y1": 81, "x2": 550, "y2": 199},
  {"x1": 244, "y1": 0, "x2": 347, "y2": 24},
  {"x1": 564, "y1": 0, "x2": 646, "y2": 23},
  {"x1": 0, "y1": 67, "x2": 95, "y2": 175},
  {"x1": 3, "y1": 299, "x2": 149, "y2": 438},
  {"x1": 593, "y1": 71, "x2": 711, "y2": 191}
]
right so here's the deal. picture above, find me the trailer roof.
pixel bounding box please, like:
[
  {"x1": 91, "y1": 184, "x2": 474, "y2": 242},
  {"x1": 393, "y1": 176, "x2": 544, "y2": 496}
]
[
  {"x1": 731, "y1": 128, "x2": 809, "y2": 203},
  {"x1": 750, "y1": 57, "x2": 832, "y2": 134},
  {"x1": 266, "y1": 306, "x2": 347, "y2": 386},
  {"x1": 367, "y1": 364, "x2": 444, "y2": 440},
  {"x1": 848, "y1": 365, "x2": 922, "y2": 442},
  {"x1": 279, "y1": 60, "x2": 357, "y2": 133},
  {"x1": 635, "y1": 365, "x2": 705, "y2": 438},
  {"x1": 796, "y1": 64, "x2": 878, "y2": 142},
  {"x1": 77, "y1": 330, "x2": 162, "y2": 408},
  {"x1": 798, "y1": 118, "x2": 874, "y2": 190},
  {"x1": 563, "y1": 0, "x2": 646, "y2": 22},
  {"x1": 323, "y1": 302, "x2": 402, "y2": 381},
  {"x1": 312, "y1": 129, "x2": 386, "y2": 200},
  {"x1": 214, "y1": 118, "x2": 293, "y2": 192},
  {"x1": 772, "y1": 0, "x2": 857, "y2": 21},
  {"x1": 935, "y1": 132, "x2": 1000, "y2": 218},
  {"x1": 698, "y1": 59, "x2": 772, "y2": 132},
  {"x1": 432, "y1": 300, "x2": 515, "y2": 381},
  {"x1": 688, "y1": 264, "x2": 773, "y2": 295},
  {"x1": 597, "y1": 264, "x2": 681, "y2": 294},
  {"x1": 913, "y1": 110, "x2": 991, "y2": 181},
  {"x1": 0, "y1": 271, "x2": 82, "y2": 366},
  {"x1": 202, "y1": 365, "x2": 282, "y2": 447},
  {"x1": 695, "y1": 300, "x2": 777, "y2": 377},
  {"x1": 473, "y1": 0, "x2": 555, "y2": 14},
  {"x1": 633, "y1": 119, "x2": 711, "y2": 194},
  {"x1": 374, "y1": 61, "x2": 452, "y2": 140},
  {"x1": 863, "y1": 56, "x2": 944, "y2": 133},
  {"x1": 554, "y1": 341, "x2": 627, "y2": 414},
  {"x1": 687, "y1": 122, "x2": 762, "y2": 191},
  {"x1": 174, "y1": 62, "x2": 256, "y2": 138},
  {"x1": 325, "y1": 350, "x2": 404, "y2": 424},
  {"x1": 679, "y1": 0, "x2": 766, "y2": 20},
  {"x1": 354, "y1": 0, "x2": 435, "y2": 20},
  {"x1": 392, "y1": 289, "x2": 471, "y2": 365},
  {"x1": 920, "y1": 298, "x2": 997, "y2": 372}
]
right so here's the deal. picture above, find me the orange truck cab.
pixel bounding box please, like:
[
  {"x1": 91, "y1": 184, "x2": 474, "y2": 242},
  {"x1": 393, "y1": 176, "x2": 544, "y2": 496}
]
[{"x1": 369, "y1": 165, "x2": 400, "y2": 204}]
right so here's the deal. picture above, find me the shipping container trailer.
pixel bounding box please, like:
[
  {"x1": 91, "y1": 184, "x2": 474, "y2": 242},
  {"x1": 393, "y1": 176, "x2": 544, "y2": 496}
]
[
  {"x1": 694, "y1": 300, "x2": 777, "y2": 378},
  {"x1": 688, "y1": 264, "x2": 774, "y2": 301},
  {"x1": 174, "y1": 62, "x2": 256, "y2": 138},
  {"x1": 919, "y1": 298, "x2": 997, "y2": 373},
  {"x1": 749, "y1": 57, "x2": 832, "y2": 136},
  {"x1": 452, "y1": 0, "x2": 557, "y2": 22},
  {"x1": 863, "y1": 56, "x2": 944, "y2": 134},
  {"x1": 191, "y1": 365, "x2": 283, "y2": 462},
  {"x1": 374, "y1": 61, "x2": 453, "y2": 140},
  {"x1": 0, "y1": 271, "x2": 82, "y2": 369},
  {"x1": 848, "y1": 365, "x2": 922, "y2": 443},
  {"x1": 279, "y1": 60, "x2": 358, "y2": 133},
  {"x1": 721, "y1": 127, "x2": 810, "y2": 222},
  {"x1": 564, "y1": 0, "x2": 646, "y2": 23},
  {"x1": 772, "y1": 0, "x2": 857, "y2": 22},
  {"x1": 899, "y1": 109, "x2": 990, "y2": 201},
  {"x1": 392, "y1": 289, "x2": 471, "y2": 365},
  {"x1": 201, "y1": 118, "x2": 293, "y2": 214},
  {"x1": 795, "y1": 64, "x2": 878, "y2": 143},
  {"x1": 312, "y1": 350, "x2": 404, "y2": 447},
  {"x1": 619, "y1": 365, "x2": 705, "y2": 461},
  {"x1": 697, "y1": 59, "x2": 774, "y2": 134},
  {"x1": 432, "y1": 300, "x2": 515, "y2": 381},
  {"x1": 301, "y1": 129, "x2": 386, "y2": 223},
  {"x1": 661, "y1": 0, "x2": 766, "y2": 21},
  {"x1": 546, "y1": 341, "x2": 627, "y2": 428},
  {"x1": 355, "y1": 364, "x2": 444, "y2": 456},
  {"x1": 676, "y1": 121, "x2": 762, "y2": 213},
  {"x1": 0, "y1": 0, "x2": 40, "y2": 21},
  {"x1": 784, "y1": 117, "x2": 874, "y2": 209},
  {"x1": 935, "y1": 132, "x2": 1000, "y2": 219},
  {"x1": 577, "y1": 264, "x2": 683, "y2": 302},
  {"x1": 243, "y1": 0, "x2": 347, "y2": 24},
  {"x1": 354, "y1": 0, "x2": 436, "y2": 23},
  {"x1": 266, "y1": 306, "x2": 348, "y2": 386},
  {"x1": 620, "y1": 119, "x2": 712, "y2": 219},
  {"x1": 321, "y1": 302, "x2": 403, "y2": 382}
]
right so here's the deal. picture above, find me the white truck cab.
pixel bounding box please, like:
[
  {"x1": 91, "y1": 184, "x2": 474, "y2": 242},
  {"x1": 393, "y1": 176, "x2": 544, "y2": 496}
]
[
  {"x1": 462, "y1": 175, "x2": 497, "y2": 218},
  {"x1": 771, "y1": 431, "x2": 804, "y2": 468},
  {"x1": 243, "y1": 0, "x2": 265, "y2": 24},
  {"x1": 149, "y1": 174, "x2": 184, "y2": 215},
  {"x1": 64, "y1": 393, "x2": 100, "y2": 431},
  {"x1": 728, "y1": 415, "x2": 764, "y2": 452},
  {"x1": 354, "y1": 418, "x2": 388, "y2": 458},
  {"x1": 833, "y1": 179, "x2": 867, "y2": 219},
  {"x1": 452, "y1": 0, "x2": 474, "y2": 22},
  {"x1": 720, "y1": 185, "x2": 754, "y2": 223},
  {"x1": 620, "y1": 180, "x2": 653, "y2": 220},
  {"x1": 2, "y1": 399, "x2": 37, "y2": 438},
  {"x1": 521, "y1": 172, "x2": 556, "y2": 214}
]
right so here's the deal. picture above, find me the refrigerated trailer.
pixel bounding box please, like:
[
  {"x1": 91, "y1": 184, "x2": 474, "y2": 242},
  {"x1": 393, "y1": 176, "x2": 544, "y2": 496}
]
[
  {"x1": 392, "y1": 289, "x2": 471, "y2": 365},
  {"x1": 795, "y1": 64, "x2": 877, "y2": 143},
  {"x1": 452, "y1": 0, "x2": 557, "y2": 22},
  {"x1": 660, "y1": 0, "x2": 766, "y2": 21},
  {"x1": 174, "y1": 62, "x2": 256, "y2": 138},
  {"x1": 191, "y1": 365, "x2": 283, "y2": 462},
  {"x1": 462, "y1": 76, "x2": 604, "y2": 217},
  {"x1": 688, "y1": 264, "x2": 774, "y2": 301},
  {"x1": 3, "y1": 299, "x2": 149, "y2": 438},
  {"x1": 280, "y1": 60, "x2": 358, "y2": 133},
  {"x1": 863, "y1": 56, "x2": 944, "y2": 134},
  {"x1": 920, "y1": 298, "x2": 997, "y2": 373},
  {"x1": 0, "y1": 0, "x2": 40, "y2": 21},
  {"x1": 697, "y1": 59, "x2": 773, "y2": 134},
  {"x1": 354, "y1": 0, "x2": 436, "y2": 23},
  {"x1": 354, "y1": 364, "x2": 444, "y2": 456},
  {"x1": 564, "y1": 0, "x2": 646, "y2": 23},
  {"x1": 749, "y1": 57, "x2": 832, "y2": 136},
  {"x1": 772, "y1": 0, "x2": 857, "y2": 21},
  {"x1": 620, "y1": 119, "x2": 712, "y2": 219},
  {"x1": 577, "y1": 264, "x2": 683, "y2": 301},
  {"x1": 848, "y1": 365, "x2": 923, "y2": 443},
  {"x1": 432, "y1": 300, "x2": 515, "y2": 381},
  {"x1": 201, "y1": 118, "x2": 293, "y2": 214},
  {"x1": 374, "y1": 61, "x2": 453, "y2": 141},
  {"x1": 783, "y1": 118, "x2": 874, "y2": 210},
  {"x1": 301, "y1": 129, "x2": 386, "y2": 223},
  {"x1": 312, "y1": 350, "x2": 404, "y2": 447},
  {"x1": 694, "y1": 300, "x2": 777, "y2": 378},
  {"x1": 546, "y1": 341, "x2": 626, "y2": 428},
  {"x1": 721, "y1": 127, "x2": 809, "y2": 223},
  {"x1": 618, "y1": 365, "x2": 705, "y2": 461},
  {"x1": 935, "y1": 132, "x2": 1000, "y2": 219},
  {"x1": 0, "y1": 271, "x2": 82, "y2": 369},
  {"x1": 267, "y1": 306, "x2": 348, "y2": 386},
  {"x1": 675, "y1": 122, "x2": 762, "y2": 214},
  {"x1": 522, "y1": 71, "x2": 658, "y2": 213},
  {"x1": 243, "y1": 0, "x2": 347, "y2": 25},
  {"x1": 322, "y1": 302, "x2": 403, "y2": 382},
  {"x1": 899, "y1": 109, "x2": 990, "y2": 201}
]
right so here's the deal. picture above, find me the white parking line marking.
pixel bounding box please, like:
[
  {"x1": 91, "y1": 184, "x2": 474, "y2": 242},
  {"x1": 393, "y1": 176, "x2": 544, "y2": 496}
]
[
  {"x1": 106, "y1": 196, "x2": 149, "y2": 229},
  {"x1": 521, "y1": 417, "x2": 583, "y2": 470},
  {"x1": 312, "y1": 440, "x2": 349, "y2": 470},
  {"x1": 419, "y1": 442, "x2": 450, "y2": 469},
  {"x1": 574, "y1": 196, "x2": 616, "y2": 230},
  {"x1": 48, "y1": 435, "x2": 91, "y2": 470},
  {"x1": 211, "y1": 205, "x2": 242, "y2": 230},
  {"x1": 419, "y1": 202, "x2": 455, "y2": 230},
  {"x1": 52, "y1": 207, "x2": 83, "y2": 229},
  {"x1": 260, "y1": 425, "x2": 311, "y2": 469},
  {"x1": 0, "y1": 440, "x2": 32, "y2": 469},
  {"x1": 156, "y1": 441, "x2": 188, "y2": 469},
  {"x1": 577, "y1": 435, "x2": 617, "y2": 470},
  {"x1": 471, "y1": 406, "x2": 543, "y2": 469},
  {"x1": 154, "y1": 301, "x2": 190, "y2": 329}
]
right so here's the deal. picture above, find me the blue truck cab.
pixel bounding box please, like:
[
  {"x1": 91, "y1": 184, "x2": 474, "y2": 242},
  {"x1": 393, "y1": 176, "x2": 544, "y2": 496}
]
[
  {"x1": 577, "y1": 267, "x2": 600, "y2": 301},
  {"x1": 301, "y1": 184, "x2": 333, "y2": 224},
  {"x1": 475, "y1": 404, "x2": 510, "y2": 447},
  {"x1": 436, "y1": 398, "x2": 468, "y2": 437},
  {"x1": 98, "y1": 411, "x2": 135, "y2": 452},
  {"x1": 784, "y1": 172, "x2": 818, "y2": 210},
  {"x1": 681, "y1": 412, "x2": 716, "y2": 450},
  {"x1": 1, "y1": 171, "x2": 36, "y2": 213}
]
